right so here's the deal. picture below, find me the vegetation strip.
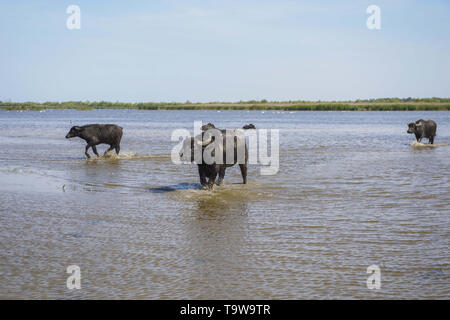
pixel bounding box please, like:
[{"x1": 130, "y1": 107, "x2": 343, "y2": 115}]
[{"x1": 1, "y1": 99, "x2": 450, "y2": 111}]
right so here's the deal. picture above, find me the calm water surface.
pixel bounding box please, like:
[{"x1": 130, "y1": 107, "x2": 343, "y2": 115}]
[{"x1": 0, "y1": 110, "x2": 449, "y2": 299}]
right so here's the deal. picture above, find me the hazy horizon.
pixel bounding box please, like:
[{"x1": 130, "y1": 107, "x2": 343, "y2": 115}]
[{"x1": 2, "y1": 98, "x2": 450, "y2": 104}]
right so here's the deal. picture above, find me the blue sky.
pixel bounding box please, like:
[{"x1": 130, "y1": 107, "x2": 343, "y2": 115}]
[{"x1": 1, "y1": 0, "x2": 449, "y2": 102}]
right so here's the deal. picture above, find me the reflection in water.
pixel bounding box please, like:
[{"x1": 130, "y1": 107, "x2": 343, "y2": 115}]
[
  {"x1": 181, "y1": 194, "x2": 252, "y2": 299},
  {"x1": 198, "y1": 197, "x2": 246, "y2": 217},
  {"x1": 0, "y1": 110, "x2": 449, "y2": 299}
]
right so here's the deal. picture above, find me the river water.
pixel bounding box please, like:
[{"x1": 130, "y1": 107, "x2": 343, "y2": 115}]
[{"x1": 0, "y1": 109, "x2": 448, "y2": 299}]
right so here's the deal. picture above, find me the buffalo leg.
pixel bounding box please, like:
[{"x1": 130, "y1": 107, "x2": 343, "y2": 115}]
[
  {"x1": 92, "y1": 145, "x2": 100, "y2": 157},
  {"x1": 429, "y1": 136, "x2": 434, "y2": 144},
  {"x1": 198, "y1": 167, "x2": 207, "y2": 189},
  {"x1": 239, "y1": 164, "x2": 247, "y2": 184},
  {"x1": 104, "y1": 145, "x2": 115, "y2": 156},
  {"x1": 216, "y1": 167, "x2": 226, "y2": 185},
  {"x1": 115, "y1": 144, "x2": 120, "y2": 155},
  {"x1": 85, "y1": 145, "x2": 92, "y2": 158},
  {"x1": 207, "y1": 172, "x2": 217, "y2": 190}
]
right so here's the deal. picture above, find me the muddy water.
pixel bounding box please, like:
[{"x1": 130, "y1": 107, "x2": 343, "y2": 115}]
[{"x1": 0, "y1": 110, "x2": 449, "y2": 299}]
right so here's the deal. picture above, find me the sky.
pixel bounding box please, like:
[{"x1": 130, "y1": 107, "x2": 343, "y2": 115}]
[{"x1": 0, "y1": 0, "x2": 449, "y2": 102}]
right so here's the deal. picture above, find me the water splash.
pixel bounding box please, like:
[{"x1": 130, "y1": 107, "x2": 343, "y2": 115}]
[
  {"x1": 92, "y1": 151, "x2": 171, "y2": 160},
  {"x1": 410, "y1": 141, "x2": 449, "y2": 148}
]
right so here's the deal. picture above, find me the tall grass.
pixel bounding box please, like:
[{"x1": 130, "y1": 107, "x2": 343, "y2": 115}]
[{"x1": 1, "y1": 100, "x2": 449, "y2": 111}]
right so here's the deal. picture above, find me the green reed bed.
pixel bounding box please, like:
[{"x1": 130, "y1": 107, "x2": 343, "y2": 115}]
[{"x1": 1, "y1": 100, "x2": 450, "y2": 111}]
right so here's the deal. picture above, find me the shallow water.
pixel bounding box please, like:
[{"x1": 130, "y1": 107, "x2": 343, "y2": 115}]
[{"x1": 0, "y1": 109, "x2": 449, "y2": 299}]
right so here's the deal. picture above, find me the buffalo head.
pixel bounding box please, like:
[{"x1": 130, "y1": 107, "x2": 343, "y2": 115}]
[
  {"x1": 179, "y1": 134, "x2": 214, "y2": 162},
  {"x1": 407, "y1": 122, "x2": 423, "y2": 134},
  {"x1": 66, "y1": 126, "x2": 82, "y2": 139}
]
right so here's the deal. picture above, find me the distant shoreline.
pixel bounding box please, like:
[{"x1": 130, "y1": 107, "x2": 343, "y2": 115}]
[{"x1": 1, "y1": 100, "x2": 450, "y2": 111}]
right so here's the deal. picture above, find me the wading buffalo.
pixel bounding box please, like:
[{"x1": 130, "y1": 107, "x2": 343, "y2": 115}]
[
  {"x1": 180, "y1": 124, "x2": 255, "y2": 189},
  {"x1": 407, "y1": 119, "x2": 437, "y2": 144},
  {"x1": 66, "y1": 124, "x2": 123, "y2": 158}
]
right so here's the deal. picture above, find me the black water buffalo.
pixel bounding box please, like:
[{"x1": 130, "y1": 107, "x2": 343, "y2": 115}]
[
  {"x1": 180, "y1": 124, "x2": 255, "y2": 189},
  {"x1": 66, "y1": 124, "x2": 123, "y2": 158},
  {"x1": 201, "y1": 122, "x2": 256, "y2": 132},
  {"x1": 242, "y1": 124, "x2": 256, "y2": 130},
  {"x1": 407, "y1": 119, "x2": 437, "y2": 144}
]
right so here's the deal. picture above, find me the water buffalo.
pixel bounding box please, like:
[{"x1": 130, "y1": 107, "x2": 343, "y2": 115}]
[
  {"x1": 66, "y1": 124, "x2": 123, "y2": 158},
  {"x1": 201, "y1": 122, "x2": 256, "y2": 132},
  {"x1": 180, "y1": 124, "x2": 255, "y2": 189},
  {"x1": 407, "y1": 119, "x2": 437, "y2": 144},
  {"x1": 242, "y1": 124, "x2": 256, "y2": 130}
]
